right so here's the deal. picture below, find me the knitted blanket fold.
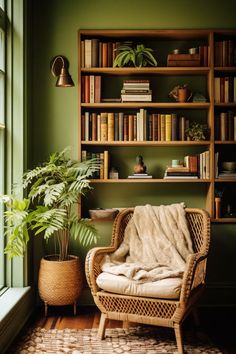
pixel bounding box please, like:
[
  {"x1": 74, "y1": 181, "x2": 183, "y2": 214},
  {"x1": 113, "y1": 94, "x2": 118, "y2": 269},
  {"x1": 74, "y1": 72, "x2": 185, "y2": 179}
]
[{"x1": 101, "y1": 203, "x2": 193, "y2": 283}]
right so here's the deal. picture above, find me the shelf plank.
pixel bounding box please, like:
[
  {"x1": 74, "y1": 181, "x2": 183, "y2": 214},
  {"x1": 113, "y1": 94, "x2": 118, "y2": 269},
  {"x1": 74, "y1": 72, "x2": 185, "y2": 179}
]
[
  {"x1": 215, "y1": 141, "x2": 236, "y2": 144},
  {"x1": 215, "y1": 179, "x2": 236, "y2": 182},
  {"x1": 81, "y1": 67, "x2": 210, "y2": 75},
  {"x1": 214, "y1": 67, "x2": 236, "y2": 72},
  {"x1": 212, "y1": 218, "x2": 236, "y2": 223},
  {"x1": 79, "y1": 29, "x2": 211, "y2": 39},
  {"x1": 82, "y1": 140, "x2": 211, "y2": 146},
  {"x1": 81, "y1": 102, "x2": 210, "y2": 109},
  {"x1": 215, "y1": 103, "x2": 236, "y2": 107},
  {"x1": 89, "y1": 179, "x2": 211, "y2": 183}
]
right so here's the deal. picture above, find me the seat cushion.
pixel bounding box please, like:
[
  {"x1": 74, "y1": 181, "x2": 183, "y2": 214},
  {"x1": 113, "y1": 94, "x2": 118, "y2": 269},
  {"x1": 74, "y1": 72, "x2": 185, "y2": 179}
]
[{"x1": 96, "y1": 272, "x2": 182, "y2": 299}]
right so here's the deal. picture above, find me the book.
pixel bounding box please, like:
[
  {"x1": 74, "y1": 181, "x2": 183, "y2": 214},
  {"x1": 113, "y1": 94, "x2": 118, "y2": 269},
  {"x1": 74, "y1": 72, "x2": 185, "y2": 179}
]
[
  {"x1": 100, "y1": 112, "x2": 108, "y2": 141},
  {"x1": 94, "y1": 76, "x2": 101, "y2": 103},
  {"x1": 84, "y1": 39, "x2": 92, "y2": 68},
  {"x1": 128, "y1": 175, "x2": 153, "y2": 179},
  {"x1": 165, "y1": 114, "x2": 172, "y2": 141},
  {"x1": 91, "y1": 39, "x2": 99, "y2": 67},
  {"x1": 104, "y1": 150, "x2": 109, "y2": 179},
  {"x1": 121, "y1": 94, "x2": 152, "y2": 102},
  {"x1": 107, "y1": 112, "x2": 114, "y2": 141}
]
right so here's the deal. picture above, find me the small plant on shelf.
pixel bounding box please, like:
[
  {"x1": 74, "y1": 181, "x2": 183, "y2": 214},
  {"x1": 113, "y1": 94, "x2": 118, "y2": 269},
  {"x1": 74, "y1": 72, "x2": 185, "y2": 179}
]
[
  {"x1": 113, "y1": 43, "x2": 157, "y2": 68},
  {"x1": 185, "y1": 121, "x2": 209, "y2": 141}
]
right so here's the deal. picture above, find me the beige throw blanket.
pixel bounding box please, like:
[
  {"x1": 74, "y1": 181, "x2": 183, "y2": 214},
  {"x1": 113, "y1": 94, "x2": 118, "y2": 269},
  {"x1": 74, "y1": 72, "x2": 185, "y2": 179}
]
[{"x1": 101, "y1": 203, "x2": 193, "y2": 283}]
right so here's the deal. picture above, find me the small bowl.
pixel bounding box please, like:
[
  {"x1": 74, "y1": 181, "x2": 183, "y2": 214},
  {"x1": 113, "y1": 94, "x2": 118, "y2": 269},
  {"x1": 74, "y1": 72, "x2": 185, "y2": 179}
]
[
  {"x1": 89, "y1": 208, "x2": 119, "y2": 221},
  {"x1": 222, "y1": 161, "x2": 236, "y2": 172}
]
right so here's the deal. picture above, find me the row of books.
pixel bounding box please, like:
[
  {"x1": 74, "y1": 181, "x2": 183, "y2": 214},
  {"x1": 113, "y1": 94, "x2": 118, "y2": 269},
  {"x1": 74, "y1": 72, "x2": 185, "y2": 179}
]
[
  {"x1": 215, "y1": 111, "x2": 236, "y2": 141},
  {"x1": 214, "y1": 77, "x2": 236, "y2": 103},
  {"x1": 82, "y1": 75, "x2": 101, "y2": 103},
  {"x1": 81, "y1": 39, "x2": 120, "y2": 68},
  {"x1": 81, "y1": 111, "x2": 191, "y2": 142},
  {"x1": 214, "y1": 40, "x2": 236, "y2": 67},
  {"x1": 121, "y1": 80, "x2": 152, "y2": 102},
  {"x1": 81, "y1": 150, "x2": 109, "y2": 180},
  {"x1": 163, "y1": 151, "x2": 210, "y2": 179}
]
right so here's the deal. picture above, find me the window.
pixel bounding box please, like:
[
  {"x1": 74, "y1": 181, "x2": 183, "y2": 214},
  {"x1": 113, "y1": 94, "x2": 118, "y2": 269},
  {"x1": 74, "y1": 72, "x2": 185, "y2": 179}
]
[{"x1": 0, "y1": 4, "x2": 5, "y2": 290}]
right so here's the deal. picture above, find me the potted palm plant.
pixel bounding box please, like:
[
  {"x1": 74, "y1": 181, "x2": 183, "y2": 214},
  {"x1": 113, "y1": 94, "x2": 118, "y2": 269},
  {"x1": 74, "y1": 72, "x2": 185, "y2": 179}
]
[{"x1": 0, "y1": 148, "x2": 100, "y2": 315}]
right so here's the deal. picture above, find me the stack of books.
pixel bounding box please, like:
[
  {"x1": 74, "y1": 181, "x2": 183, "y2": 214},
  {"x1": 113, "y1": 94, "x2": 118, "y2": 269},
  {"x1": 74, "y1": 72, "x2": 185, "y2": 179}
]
[
  {"x1": 121, "y1": 80, "x2": 152, "y2": 102},
  {"x1": 128, "y1": 173, "x2": 153, "y2": 179},
  {"x1": 164, "y1": 166, "x2": 198, "y2": 179},
  {"x1": 218, "y1": 171, "x2": 236, "y2": 179}
]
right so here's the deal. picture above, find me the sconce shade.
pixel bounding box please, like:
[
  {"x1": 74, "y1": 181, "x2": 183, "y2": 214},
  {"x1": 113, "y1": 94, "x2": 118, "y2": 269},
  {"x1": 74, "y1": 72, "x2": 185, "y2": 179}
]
[
  {"x1": 51, "y1": 55, "x2": 74, "y2": 87},
  {"x1": 56, "y1": 67, "x2": 75, "y2": 87}
]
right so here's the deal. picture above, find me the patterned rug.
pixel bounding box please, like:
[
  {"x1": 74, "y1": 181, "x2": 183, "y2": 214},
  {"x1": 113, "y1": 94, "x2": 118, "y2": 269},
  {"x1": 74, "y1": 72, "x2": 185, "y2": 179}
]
[{"x1": 8, "y1": 326, "x2": 222, "y2": 354}]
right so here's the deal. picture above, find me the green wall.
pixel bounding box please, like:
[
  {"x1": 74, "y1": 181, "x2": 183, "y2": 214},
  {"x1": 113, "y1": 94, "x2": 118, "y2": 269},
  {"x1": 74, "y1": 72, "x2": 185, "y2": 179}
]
[{"x1": 31, "y1": 0, "x2": 236, "y2": 305}]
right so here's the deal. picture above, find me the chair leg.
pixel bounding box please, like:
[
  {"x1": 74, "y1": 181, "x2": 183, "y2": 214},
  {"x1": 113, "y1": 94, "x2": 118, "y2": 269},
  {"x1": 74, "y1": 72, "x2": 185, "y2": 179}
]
[
  {"x1": 174, "y1": 323, "x2": 184, "y2": 354},
  {"x1": 97, "y1": 313, "x2": 107, "y2": 339},
  {"x1": 123, "y1": 321, "x2": 130, "y2": 328}
]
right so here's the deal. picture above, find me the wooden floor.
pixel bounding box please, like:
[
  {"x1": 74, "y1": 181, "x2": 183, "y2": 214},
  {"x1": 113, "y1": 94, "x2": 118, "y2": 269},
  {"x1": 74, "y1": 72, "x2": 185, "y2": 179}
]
[{"x1": 10, "y1": 305, "x2": 236, "y2": 353}]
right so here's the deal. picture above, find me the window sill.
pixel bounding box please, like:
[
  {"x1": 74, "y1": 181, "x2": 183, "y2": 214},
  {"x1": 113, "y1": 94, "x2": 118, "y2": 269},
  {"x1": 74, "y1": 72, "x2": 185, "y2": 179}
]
[{"x1": 0, "y1": 287, "x2": 34, "y2": 353}]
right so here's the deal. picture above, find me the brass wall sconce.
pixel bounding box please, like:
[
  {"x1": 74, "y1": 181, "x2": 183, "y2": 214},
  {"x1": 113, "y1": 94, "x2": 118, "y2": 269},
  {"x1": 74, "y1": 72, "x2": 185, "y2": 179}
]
[{"x1": 50, "y1": 55, "x2": 74, "y2": 87}]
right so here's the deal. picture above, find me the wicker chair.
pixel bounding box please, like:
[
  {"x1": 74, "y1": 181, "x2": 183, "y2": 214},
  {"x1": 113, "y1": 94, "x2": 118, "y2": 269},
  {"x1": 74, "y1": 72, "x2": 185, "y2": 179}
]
[{"x1": 85, "y1": 207, "x2": 211, "y2": 354}]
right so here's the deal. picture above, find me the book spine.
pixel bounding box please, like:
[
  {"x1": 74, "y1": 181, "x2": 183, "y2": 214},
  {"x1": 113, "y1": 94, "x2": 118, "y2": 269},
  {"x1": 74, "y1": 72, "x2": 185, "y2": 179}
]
[
  {"x1": 107, "y1": 112, "x2": 114, "y2": 141},
  {"x1": 94, "y1": 76, "x2": 101, "y2": 103},
  {"x1": 84, "y1": 39, "x2": 92, "y2": 68},
  {"x1": 85, "y1": 112, "x2": 89, "y2": 141},
  {"x1": 89, "y1": 75, "x2": 94, "y2": 103},
  {"x1": 133, "y1": 115, "x2": 137, "y2": 141},
  {"x1": 118, "y1": 112, "x2": 124, "y2": 141},
  {"x1": 102, "y1": 42, "x2": 108, "y2": 67},
  {"x1": 99, "y1": 42, "x2": 103, "y2": 67},
  {"x1": 84, "y1": 76, "x2": 90, "y2": 103},
  {"x1": 91, "y1": 39, "x2": 99, "y2": 67},
  {"x1": 81, "y1": 150, "x2": 87, "y2": 162},
  {"x1": 97, "y1": 114, "x2": 101, "y2": 141},
  {"x1": 165, "y1": 114, "x2": 172, "y2": 141},
  {"x1": 152, "y1": 114, "x2": 158, "y2": 141},
  {"x1": 179, "y1": 116, "x2": 185, "y2": 141},
  {"x1": 81, "y1": 114, "x2": 85, "y2": 141},
  {"x1": 128, "y1": 114, "x2": 134, "y2": 141},
  {"x1": 99, "y1": 152, "x2": 104, "y2": 179},
  {"x1": 220, "y1": 112, "x2": 227, "y2": 141},
  {"x1": 160, "y1": 114, "x2": 165, "y2": 141},
  {"x1": 81, "y1": 40, "x2": 85, "y2": 68},
  {"x1": 114, "y1": 112, "x2": 119, "y2": 141},
  {"x1": 104, "y1": 150, "x2": 109, "y2": 179},
  {"x1": 123, "y1": 114, "x2": 128, "y2": 141},
  {"x1": 101, "y1": 112, "x2": 108, "y2": 141},
  {"x1": 92, "y1": 113, "x2": 97, "y2": 141},
  {"x1": 107, "y1": 42, "x2": 113, "y2": 67},
  {"x1": 171, "y1": 113, "x2": 178, "y2": 141}
]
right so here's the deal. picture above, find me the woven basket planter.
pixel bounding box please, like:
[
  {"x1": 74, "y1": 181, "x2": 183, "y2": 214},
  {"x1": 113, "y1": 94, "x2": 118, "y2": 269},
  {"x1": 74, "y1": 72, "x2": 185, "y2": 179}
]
[{"x1": 38, "y1": 255, "x2": 83, "y2": 313}]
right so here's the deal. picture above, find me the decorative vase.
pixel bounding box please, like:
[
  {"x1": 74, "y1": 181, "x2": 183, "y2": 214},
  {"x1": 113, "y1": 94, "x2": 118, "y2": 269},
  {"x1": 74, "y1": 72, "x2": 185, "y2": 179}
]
[
  {"x1": 215, "y1": 197, "x2": 221, "y2": 219},
  {"x1": 38, "y1": 255, "x2": 83, "y2": 316}
]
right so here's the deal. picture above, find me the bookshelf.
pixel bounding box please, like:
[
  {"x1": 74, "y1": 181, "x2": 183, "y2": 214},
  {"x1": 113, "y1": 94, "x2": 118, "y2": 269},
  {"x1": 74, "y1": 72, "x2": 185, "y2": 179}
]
[{"x1": 78, "y1": 29, "x2": 236, "y2": 223}]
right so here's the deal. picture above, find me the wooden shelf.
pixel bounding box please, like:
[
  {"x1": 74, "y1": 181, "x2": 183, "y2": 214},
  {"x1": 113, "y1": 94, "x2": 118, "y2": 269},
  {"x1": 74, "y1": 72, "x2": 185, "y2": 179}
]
[
  {"x1": 81, "y1": 67, "x2": 210, "y2": 75},
  {"x1": 212, "y1": 218, "x2": 236, "y2": 223},
  {"x1": 81, "y1": 102, "x2": 210, "y2": 109},
  {"x1": 78, "y1": 29, "x2": 236, "y2": 222},
  {"x1": 82, "y1": 140, "x2": 211, "y2": 146},
  {"x1": 215, "y1": 103, "x2": 236, "y2": 107},
  {"x1": 215, "y1": 179, "x2": 236, "y2": 182},
  {"x1": 214, "y1": 67, "x2": 236, "y2": 72},
  {"x1": 89, "y1": 179, "x2": 211, "y2": 183},
  {"x1": 215, "y1": 141, "x2": 236, "y2": 144}
]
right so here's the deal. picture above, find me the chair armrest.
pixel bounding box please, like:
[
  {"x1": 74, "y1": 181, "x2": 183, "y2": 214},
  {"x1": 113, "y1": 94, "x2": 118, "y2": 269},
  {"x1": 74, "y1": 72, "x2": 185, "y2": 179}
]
[
  {"x1": 85, "y1": 246, "x2": 115, "y2": 294},
  {"x1": 179, "y1": 252, "x2": 208, "y2": 304}
]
